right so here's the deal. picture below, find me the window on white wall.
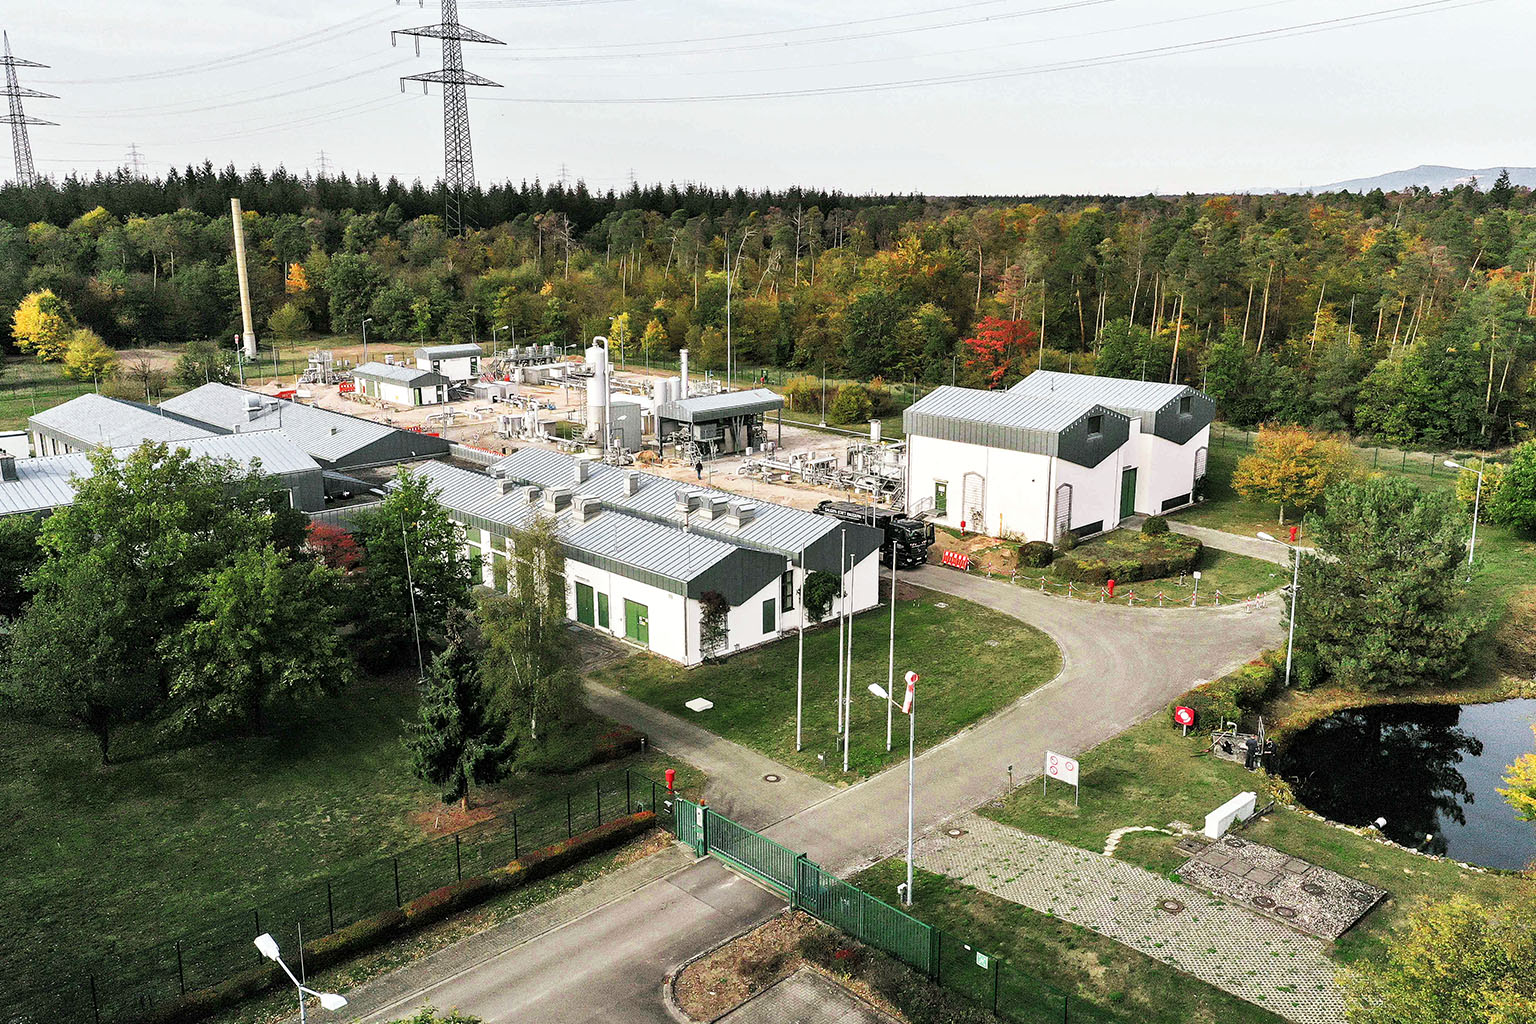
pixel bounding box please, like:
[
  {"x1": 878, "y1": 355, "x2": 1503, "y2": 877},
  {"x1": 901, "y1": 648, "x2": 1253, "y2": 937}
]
[
  {"x1": 1055, "y1": 483, "x2": 1073, "y2": 537},
  {"x1": 1194, "y1": 446, "x2": 1208, "y2": 482}
]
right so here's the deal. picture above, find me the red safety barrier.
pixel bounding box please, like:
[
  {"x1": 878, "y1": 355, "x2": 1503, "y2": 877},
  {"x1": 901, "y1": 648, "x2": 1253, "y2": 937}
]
[{"x1": 941, "y1": 550, "x2": 971, "y2": 570}]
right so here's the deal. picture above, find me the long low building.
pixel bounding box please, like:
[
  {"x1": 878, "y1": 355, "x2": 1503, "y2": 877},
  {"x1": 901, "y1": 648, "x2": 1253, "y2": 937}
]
[
  {"x1": 29, "y1": 393, "x2": 217, "y2": 456},
  {"x1": 405, "y1": 449, "x2": 884, "y2": 665},
  {"x1": 904, "y1": 370, "x2": 1213, "y2": 542},
  {"x1": 0, "y1": 430, "x2": 325, "y2": 517},
  {"x1": 352, "y1": 361, "x2": 451, "y2": 407}
]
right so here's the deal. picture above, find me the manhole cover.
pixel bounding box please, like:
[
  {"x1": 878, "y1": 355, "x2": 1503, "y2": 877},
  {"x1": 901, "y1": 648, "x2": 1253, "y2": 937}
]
[
  {"x1": 1348, "y1": 890, "x2": 1376, "y2": 903},
  {"x1": 1300, "y1": 882, "x2": 1327, "y2": 896},
  {"x1": 1158, "y1": 899, "x2": 1185, "y2": 914},
  {"x1": 934, "y1": 602, "x2": 948, "y2": 609},
  {"x1": 946, "y1": 828, "x2": 968, "y2": 837},
  {"x1": 762, "y1": 774, "x2": 781, "y2": 783},
  {"x1": 1224, "y1": 838, "x2": 1246, "y2": 849},
  {"x1": 1275, "y1": 906, "x2": 1298, "y2": 919},
  {"x1": 1252, "y1": 895, "x2": 1277, "y2": 909}
]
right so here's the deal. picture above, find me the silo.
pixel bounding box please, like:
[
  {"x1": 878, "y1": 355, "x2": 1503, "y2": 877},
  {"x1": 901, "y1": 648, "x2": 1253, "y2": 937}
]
[
  {"x1": 586, "y1": 337, "x2": 610, "y2": 446},
  {"x1": 679, "y1": 348, "x2": 690, "y2": 398}
]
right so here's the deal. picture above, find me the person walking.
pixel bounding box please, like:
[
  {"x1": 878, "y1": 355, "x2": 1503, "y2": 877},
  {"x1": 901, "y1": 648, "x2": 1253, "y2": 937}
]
[{"x1": 695, "y1": 460, "x2": 704, "y2": 480}]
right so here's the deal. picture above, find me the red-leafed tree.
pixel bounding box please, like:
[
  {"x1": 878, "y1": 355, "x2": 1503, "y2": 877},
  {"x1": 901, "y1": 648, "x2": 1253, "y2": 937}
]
[
  {"x1": 962, "y1": 316, "x2": 1038, "y2": 388},
  {"x1": 305, "y1": 522, "x2": 363, "y2": 574}
]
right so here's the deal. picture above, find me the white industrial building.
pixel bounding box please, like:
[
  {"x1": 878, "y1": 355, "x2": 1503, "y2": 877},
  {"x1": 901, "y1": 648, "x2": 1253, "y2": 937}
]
[
  {"x1": 415, "y1": 343, "x2": 484, "y2": 383},
  {"x1": 351, "y1": 362, "x2": 451, "y2": 407},
  {"x1": 405, "y1": 449, "x2": 884, "y2": 666},
  {"x1": 903, "y1": 371, "x2": 1213, "y2": 542}
]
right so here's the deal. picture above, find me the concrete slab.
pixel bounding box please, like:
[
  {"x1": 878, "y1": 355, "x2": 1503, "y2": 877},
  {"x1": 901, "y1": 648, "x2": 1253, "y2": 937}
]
[{"x1": 716, "y1": 968, "x2": 898, "y2": 1024}]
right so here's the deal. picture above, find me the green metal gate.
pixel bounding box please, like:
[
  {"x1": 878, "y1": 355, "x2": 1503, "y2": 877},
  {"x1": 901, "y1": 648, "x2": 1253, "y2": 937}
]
[
  {"x1": 674, "y1": 797, "x2": 704, "y2": 854},
  {"x1": 705, "y1": 809, "x2": 798, "y2": 895}
]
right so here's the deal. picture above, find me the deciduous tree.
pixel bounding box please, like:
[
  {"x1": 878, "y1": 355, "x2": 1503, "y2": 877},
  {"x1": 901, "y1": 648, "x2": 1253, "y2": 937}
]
[
  {"x1": 10, "y1": 289, "x2": 74, "y2": 362},
  {"x1": 1500, "y1": 725, "x2": 1536, "y2": 822},
  {"x1": 1232, "y1": 424, "x2": 1354, "y2": 524},
  {"x1": 61, "y1": 327, "x2": 116, "y2": 382},
  {"x1": 1489, "y1": 440, "x2": 1536, "y2": 534},
  {"x1": 961, "y1": 315, "x2": 1037, "y2": 388}
]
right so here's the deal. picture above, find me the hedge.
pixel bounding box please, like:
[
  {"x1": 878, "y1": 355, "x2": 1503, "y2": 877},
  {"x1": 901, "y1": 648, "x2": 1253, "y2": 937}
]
[
  {"x1": 1018, "y1": 540, "x2": 1055, "y2": 568},
  {"x1": 1170, "y1": 656, "x2": 1281, "y2": 731},
  {"x1": 131, "y1": 811, "x2": 658, "y2": 1024},
  {"x1": 1051, "y1": 533, "x2": 1202, "y2": 586}
]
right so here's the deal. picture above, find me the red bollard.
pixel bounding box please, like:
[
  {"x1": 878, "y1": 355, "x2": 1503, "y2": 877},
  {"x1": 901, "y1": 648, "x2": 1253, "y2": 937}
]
[
  {"x1": 1288, "y1": 524, "x2": 1298, "y2": 543},
  {"x1": 665, "y1": 768, "x2": 675, "y2": 792},
  {"x1": 1106, "y1": 578, "x2": 1116, "y2": 598}
]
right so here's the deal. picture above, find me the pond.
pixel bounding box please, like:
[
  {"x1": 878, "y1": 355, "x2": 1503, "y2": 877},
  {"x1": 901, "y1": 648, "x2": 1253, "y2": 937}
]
[{"x1": 1272, "y1": 699, "x2": 1536, "y2": 871}]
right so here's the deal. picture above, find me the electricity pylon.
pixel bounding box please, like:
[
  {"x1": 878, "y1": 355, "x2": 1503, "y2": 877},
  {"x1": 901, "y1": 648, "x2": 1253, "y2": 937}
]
[
  {"x1": 393, "y1": 1, "x2": 504, "y2": 235},
  {"x1": 2, "y1": 31, "x2": 55, "y2": 187}
]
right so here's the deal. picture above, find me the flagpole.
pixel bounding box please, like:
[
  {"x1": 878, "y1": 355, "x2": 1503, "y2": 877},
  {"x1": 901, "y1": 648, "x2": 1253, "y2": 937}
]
[
  {"x1": 886, "y1": 539, "x2": 896, "y2": 752},
  {"x1": 844, "y1": 551, "x2": 854, "y2": 774},
  {"x1": 796, "y1": 548, "x2": 805, "y2": 751},
  {"x1": 836, "y1": 530, "x2": 846, "y2": 735}
]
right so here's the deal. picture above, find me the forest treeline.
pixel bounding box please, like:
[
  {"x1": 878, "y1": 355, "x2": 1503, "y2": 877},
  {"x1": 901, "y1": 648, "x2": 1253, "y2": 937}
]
[{"x1": 2, "y1": 164, "x2": 1533, "y2": 449}]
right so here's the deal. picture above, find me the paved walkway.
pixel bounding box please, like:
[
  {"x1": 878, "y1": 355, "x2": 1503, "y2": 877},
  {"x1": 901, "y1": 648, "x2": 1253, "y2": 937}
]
[
  {"x1": 915, "y1": 814, "x2": 1346, "y2": 1024},
  {"x1": 1167, "y1": 520, "x2": 1313, "y2": 565},
  {"x1": 716, "y1": 968, "x2": 899, "y2": 1024}
]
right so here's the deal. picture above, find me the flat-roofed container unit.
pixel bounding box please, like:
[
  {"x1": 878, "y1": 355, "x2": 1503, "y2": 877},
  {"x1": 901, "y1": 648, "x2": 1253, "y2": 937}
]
[
  {"x1": 28, "y1": 393, "x2": 217, "y2": 457},
  {"x1": 0, "y1": 431, "x2": 325, "y2": 517},
  {"x1": 656, "y1": 388, "x2": 784, "y2": 459},
  {"x1": 160, "y1": 383, "x2": 451, "y2": 471},
  {"x1": 904, "y1": 371, "x2": 1215, "y2": 542},
  {"x1": 352, "y1": 361, "x2": 450, "y2": 407},
  {"x1": 414, "y1": 343, "x2": 484, "y2": 383},
  {"x1": 1009, "y1": 372, "x2": 1214, "y2": 515},
  {"x1": 473, "y1": 448, "x2": 884, "y2": 663}
]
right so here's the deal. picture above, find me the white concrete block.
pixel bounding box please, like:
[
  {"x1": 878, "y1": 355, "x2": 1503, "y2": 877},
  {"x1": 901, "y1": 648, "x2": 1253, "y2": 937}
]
[{"x1": 1204, "y1": 791, "x2": 1258, "y2": 840}]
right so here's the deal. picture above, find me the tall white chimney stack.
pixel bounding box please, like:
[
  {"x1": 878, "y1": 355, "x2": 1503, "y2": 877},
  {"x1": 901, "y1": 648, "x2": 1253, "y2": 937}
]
[
  {"x1": 230, "y1": 198, "x2": 258, "y2": 360},
  {"x1": 679, "y1": 347, "x2": 689, "y2": 399}
]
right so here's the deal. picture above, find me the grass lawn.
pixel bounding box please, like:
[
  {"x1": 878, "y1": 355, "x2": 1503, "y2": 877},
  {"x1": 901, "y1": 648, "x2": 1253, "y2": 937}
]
[
  {"x1": 0, "y1": 671, "x2": 701, "y2": 1016},
  {"x1": 0, "y1": 358, "x2": 98, "y2": 430},
  {"x1": 853, "y1": 861, "x2": 1285, "y2": 1024},
  {"x1": 595, "y1": 588, "x2": 1061, "y2": 783},
  {"x1": 1051, "y1": 533, "x2": 1283, "y2": 606},
  {"x1": 981, "y1": 716, "x2": 1533, "y2": 968}
]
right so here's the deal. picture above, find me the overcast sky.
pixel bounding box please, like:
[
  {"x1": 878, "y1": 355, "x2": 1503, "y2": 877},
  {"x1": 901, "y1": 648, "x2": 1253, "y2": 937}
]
[{"x1": 6, "y1": 0, "x2": 1526, "y2": 195}]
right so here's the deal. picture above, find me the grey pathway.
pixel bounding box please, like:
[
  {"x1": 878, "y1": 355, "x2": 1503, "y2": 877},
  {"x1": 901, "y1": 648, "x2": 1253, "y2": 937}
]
[
  {"x1": 916, "y1": 814, "x2": 1346, "y2": 1024},
  {"x1": 1168, "y1": 520, "x2": 1314, "y2": 564},
  {"x1": 767, "y1": 566, "x2": 1283, "y2": 874},
  {"x1": 586, "y1": 681, "x2": 835, "y2": 829},
  {"x1": 348, "y1": 856, "x2": 782, "y2": 1024},
  {"x1": 716, "y1": 968, "x2": 899, "y2": 1024}
]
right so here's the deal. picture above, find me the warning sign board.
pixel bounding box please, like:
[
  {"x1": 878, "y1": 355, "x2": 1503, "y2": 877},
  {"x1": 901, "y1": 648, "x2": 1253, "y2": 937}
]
[{"x1": 1045, "y1": 750, "x2": 1079, "y2": 787}]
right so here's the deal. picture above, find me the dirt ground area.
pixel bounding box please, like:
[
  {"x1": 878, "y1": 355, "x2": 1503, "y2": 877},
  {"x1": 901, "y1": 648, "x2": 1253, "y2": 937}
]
[{"x1": 673, "y1": 912, "x2": 907, "y2": 1023}]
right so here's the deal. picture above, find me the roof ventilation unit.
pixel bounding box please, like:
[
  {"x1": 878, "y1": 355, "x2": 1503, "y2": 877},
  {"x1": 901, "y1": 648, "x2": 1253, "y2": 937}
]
[{"x1": 624, "y1": 471, "x2": 641, "y2": 496}]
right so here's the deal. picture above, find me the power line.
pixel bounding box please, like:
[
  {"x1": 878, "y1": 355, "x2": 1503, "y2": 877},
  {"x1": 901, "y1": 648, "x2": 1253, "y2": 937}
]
[
  {"x1": 2, "y1": 31, "x2": 55, "y2": 187},
  {"x1": 315, "y1": 149, "x2": 332, "y2": 178},
  {"x1": 126, "y1": 142, "x2": 146, "y2": 176},
  {"x1": 395, "y1": 0, "x2": 506, "y2": 236},
  {"x1": 481, "y1": 0, "x2": 1493, "y2": 104}
]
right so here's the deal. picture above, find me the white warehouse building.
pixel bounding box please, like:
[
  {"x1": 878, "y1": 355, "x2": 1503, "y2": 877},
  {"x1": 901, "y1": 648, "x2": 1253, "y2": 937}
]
[
  {"x1": 352, "y1": 361, "x2": 451, "y2": 408},
  {"x1": 406, "y1": 449, "x2": 884, "y2": 666},
  {"x1": 904, "y1": 371, "x2": 1214, "y2": 543},
  {"x1": 415, "y1": 343, "x2": 484, "y2": 383}
]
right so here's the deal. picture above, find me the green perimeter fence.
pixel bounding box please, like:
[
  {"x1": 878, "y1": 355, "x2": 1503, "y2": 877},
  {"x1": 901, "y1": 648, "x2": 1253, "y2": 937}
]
[
  {"x1": 5, "y1": 769, "x2": 674, "y2": 1024},
  {"x1": 1210, "y1": 422, "x2": 1504, "y2": 481},
  {"x1": 674, "y1": 799, "x2": 1117, "y2": 1024}
]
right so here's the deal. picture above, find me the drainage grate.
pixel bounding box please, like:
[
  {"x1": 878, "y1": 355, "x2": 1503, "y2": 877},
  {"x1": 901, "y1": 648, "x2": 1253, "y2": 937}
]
[
  {"x1": 1252, "y1": 895, "x2": 1277, "y2": 909},
  {"x1": 1300, "y1": 882, "x2": 1327, "y2": 896},
  {"x1": 1275, "y1": 906, "x2": 1298, "y2": 919},
  {"x1": 1158, "y1": 899, "x2": 1185, "y2": 914},
  {"x1": 1224, "y1": 838, "x2": 1246, "y2": 849},
  {"x1": 1348, "y1": 890, "x2": 1376, "y2": 903}
]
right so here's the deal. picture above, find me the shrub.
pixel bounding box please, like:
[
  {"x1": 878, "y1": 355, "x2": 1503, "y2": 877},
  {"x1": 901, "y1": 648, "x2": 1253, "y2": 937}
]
[
  {"x1": 306, "y1": 908, "x2": 408, "y2": 970},
  {"x1": 1489, "y1": 440, "x2": 1536, "y2": 534},
  {"x1": 803, "y1": 571, "x2": 842, "y2": 624},
  {"x1": 1172, "y1": 657, "x2": 1280, "y2": 730},
  {"x1": 1055, "y1": 530, "x2": 1078, "y2": 553},
  {"x1": 828, "y1": 383, "x2": 874, "y2": 425},
  {"x1": 403, "y1": 874, "x2": 497, "y2": 927},
  {"x1": 1495, "y1": 588, "x2": 1536, "y2": 676},
  {"x1": 591, "y1": 724, "x2": 644, "y2": 764},
  {"x1": 1051, "y1": 533, "x2": 1202, "y2": 586},
  {"x1": 1141, "y1": 514, "x2": 1170, "y2": 535},
  {"x1": 1019, "y1": 540, "x2": 1055, "y2": 568}
]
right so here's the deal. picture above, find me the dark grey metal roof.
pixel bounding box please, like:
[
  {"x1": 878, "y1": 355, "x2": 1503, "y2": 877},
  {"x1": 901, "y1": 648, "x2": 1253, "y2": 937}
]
[
  {"x1": 353, "y1": 361, "x2": 449, "y2": 387},
  {"x1": 657, "y1": 388, "x2": 783, "y2": 423},
  {"x1": 903, "y1": 386, "x2": 1124, "y2": 458},
  {"x1": 29, "y1": 394, "x2": 218, "y2": 450},
  {"x1": 0, "y1": 431, "x2": 320, "y2": 517},
  {"x1": 415, "y1": 344, "x2": 483, "y2": 360},
  {"x1": 402, "y1": 460, "x2": 758, "y2": 594},
  {"x1": 1009, "y1": 371, "x2": 1195, "y2": 418},
  {"x1": 160, "y1": 383, "x2": 445, "y2": 467}
]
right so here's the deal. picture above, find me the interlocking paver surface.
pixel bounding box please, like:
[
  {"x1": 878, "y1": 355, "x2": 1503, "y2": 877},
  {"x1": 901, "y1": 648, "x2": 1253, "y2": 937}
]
[{"x1": 915, "y1": 814, "x2": 1346, "y2": 1024}]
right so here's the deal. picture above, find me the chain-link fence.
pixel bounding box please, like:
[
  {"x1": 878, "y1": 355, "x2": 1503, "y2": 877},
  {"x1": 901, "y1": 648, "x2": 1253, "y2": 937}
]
[
  {"x1": 1210, "y1": 422, "x2": 1497, "y2": 485},
  {"x1": 8, "y1": 769, "x2": 671, "y2": 1024}
]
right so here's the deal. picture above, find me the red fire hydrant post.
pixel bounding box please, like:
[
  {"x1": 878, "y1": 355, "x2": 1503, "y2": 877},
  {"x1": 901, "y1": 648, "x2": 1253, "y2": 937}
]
[
  {"x1": 665, "y1": 768, "x2": 675, "y2": 792},
  {"x1": 1106, "y1": 579, "x2": 1116, "y2": 598},
  {"x1": 1288, "y1": 524, "x2": 1298, "y2": 543}
]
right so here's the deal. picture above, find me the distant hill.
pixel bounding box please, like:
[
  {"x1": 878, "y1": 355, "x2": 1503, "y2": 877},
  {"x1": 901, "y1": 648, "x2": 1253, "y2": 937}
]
[{"x1": 1256, "y1": 165, "x2": 1536, "y2": 195}]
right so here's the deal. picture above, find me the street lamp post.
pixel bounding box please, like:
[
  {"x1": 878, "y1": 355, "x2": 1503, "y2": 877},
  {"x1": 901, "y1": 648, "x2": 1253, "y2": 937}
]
[
  {"x1": 254, "y1": 933, "x2": 346, "y2": 1024},
  {"x1": 1444, "y1": 459, "x2": 1482, "y2": 577},
  {"x1": 361, "y1": 317, "x2": 373, "y2": 364},
  {"x1": 1257, "y1": 531, "x2": 1301, "y2": 688},
  {"x1": 492, "y1": 324, "x2": 510, "y2": 355},
  {"x1": 869, "y1": 671, "x2": 918, "y2": 906}
]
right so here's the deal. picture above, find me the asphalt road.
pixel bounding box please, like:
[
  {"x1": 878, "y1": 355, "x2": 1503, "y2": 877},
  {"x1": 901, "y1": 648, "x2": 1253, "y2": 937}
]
[{"x1": 336, "y1": 565, "x2": 1283, "y2": 1023}]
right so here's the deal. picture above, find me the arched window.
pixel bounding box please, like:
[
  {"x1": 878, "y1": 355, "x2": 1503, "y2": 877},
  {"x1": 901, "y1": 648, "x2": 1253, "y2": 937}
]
[
  {"x1": 1194, "y1": 446, "x2": 1208, "y2": 482},
  {"x1": 1054, "y1": 483, "x2": 1073, "y2": 538}
]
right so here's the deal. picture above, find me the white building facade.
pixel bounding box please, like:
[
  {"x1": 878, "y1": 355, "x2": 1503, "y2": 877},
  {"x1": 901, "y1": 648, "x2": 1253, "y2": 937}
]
[
  {"x1": 904, "y1": 371, "x2": 1214, "y2": 543},
  {"x1": 415, "y1": 344, "x2": 484, "y2": 383},
  {"x1": 353, "y1": 362, "x2": 450, "y2": 407},
  {"x1": 408, "y1": 451, "x2": 883, "y2": 666}
]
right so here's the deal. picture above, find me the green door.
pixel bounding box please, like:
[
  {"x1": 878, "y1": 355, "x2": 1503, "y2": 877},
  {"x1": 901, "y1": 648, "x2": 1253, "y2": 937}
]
[
  {"x1": 1120, "y1": 467, "x2": 1138, "y2": 520},
  {"x1": 576, "y1": 582, "x2": 595, "y2": 626},
  {"x1": 624, "y1": 599, "x2": 649, "y2": 646},
  {"x1": 597, "y1": 592, "x2": 610, "y2": 630},
  {"x1": 762, "y1": 597, "x2": 776, "y2": 634}
]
